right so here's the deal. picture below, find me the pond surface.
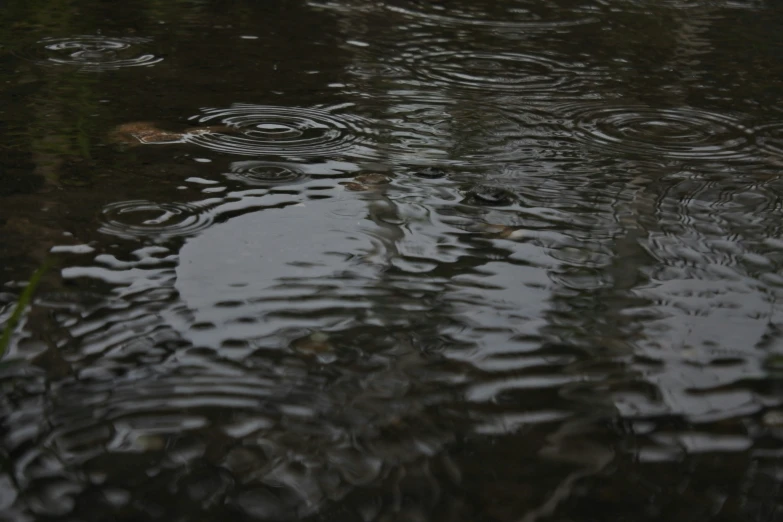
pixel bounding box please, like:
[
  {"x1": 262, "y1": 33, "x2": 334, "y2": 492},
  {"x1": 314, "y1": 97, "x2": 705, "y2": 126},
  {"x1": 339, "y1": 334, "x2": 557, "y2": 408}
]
[{"x1": 1, "y1": 0, "x2": 783, "y2": 520}]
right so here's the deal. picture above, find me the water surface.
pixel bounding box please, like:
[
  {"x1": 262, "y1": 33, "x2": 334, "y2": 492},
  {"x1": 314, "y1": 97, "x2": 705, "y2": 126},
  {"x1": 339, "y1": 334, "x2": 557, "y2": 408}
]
[{"x1": 1, "y1": 0, "x2": 783, "y2": 520}]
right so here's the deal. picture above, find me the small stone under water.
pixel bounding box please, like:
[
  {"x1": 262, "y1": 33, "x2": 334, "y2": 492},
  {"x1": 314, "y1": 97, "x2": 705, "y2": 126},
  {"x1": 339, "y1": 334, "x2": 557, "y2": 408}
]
[
  {"x1": 291, "y1": 331, "x2": 335, "y2": 357},
  {"x1": 339, "y1": 173, "x2": 391, "y2": 192},
  {"x1": 477, "y1": 223, "x2": 526, "y2": 239},
  {"x1": 340, "y1": 181, "x2": 369, "y2": 191},
  {"x1": 354, "y1": 173, "x2": 391, "y2": 185}
]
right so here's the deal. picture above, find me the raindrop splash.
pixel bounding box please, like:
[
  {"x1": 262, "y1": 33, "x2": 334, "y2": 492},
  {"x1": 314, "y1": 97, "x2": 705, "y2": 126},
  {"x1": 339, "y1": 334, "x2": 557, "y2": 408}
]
[
  {"x1": 557, "y1": 103, "x2": 752, "y2": 159},
  {"x1": 186, "y1": 104, "x2": 379, "y2": 158},
  {"x1": 98, "y1": 200, "x2": 215, "y2": 241},
  {"x1": 18, "y1": 36, "x2": 163, "y2": 72},
  {"x1": 223, "y1": 161, "x2": 309, "y2": 187},
  {"x1": 405, "y1": 51, "x2": 598, "y2": 97}
]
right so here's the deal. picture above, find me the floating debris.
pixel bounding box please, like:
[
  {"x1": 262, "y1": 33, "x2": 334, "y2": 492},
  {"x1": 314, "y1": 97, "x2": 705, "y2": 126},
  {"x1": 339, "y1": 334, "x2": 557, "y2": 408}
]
[{"x1": 108, "y1": 121, "x2": 234, "y2": 148}]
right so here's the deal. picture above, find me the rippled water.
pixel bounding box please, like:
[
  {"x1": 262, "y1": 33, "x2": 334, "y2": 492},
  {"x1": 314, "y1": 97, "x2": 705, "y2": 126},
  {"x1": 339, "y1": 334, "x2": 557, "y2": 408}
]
[
  {"x1": 15, "y1": 35, "x2": 163, "y2": 72},
  {"x1": 2, "y1": 0, "x2": 783, "y2": 520}
]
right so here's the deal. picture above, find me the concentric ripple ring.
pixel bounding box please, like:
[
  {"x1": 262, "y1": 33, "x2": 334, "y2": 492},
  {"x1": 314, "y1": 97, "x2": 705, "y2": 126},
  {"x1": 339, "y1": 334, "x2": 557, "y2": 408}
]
[
  {"x1": 384, "y1": 0, "x2": 598, "y2": 29},
  {"x1": 223, "y1": 160, "x2": 308, "y2": 187},
  {"x1": 558, "y1": 104, "x2": 752, "y2": 159},
  {"x1": 19, "y1": 36, "x2": 163, "y2": 71},
  {"x1": 406, "y1": 51, "x2": 589, "y2": 96},
  {"x1": 752, "y1": 122, "x2": 783, "y2": 158},
  {"x1": 99, "y1": 200, "x2": 214, "y2": 240},
  {"x1": 186, "y1": 104, "x2": 378, "y2": 158}
]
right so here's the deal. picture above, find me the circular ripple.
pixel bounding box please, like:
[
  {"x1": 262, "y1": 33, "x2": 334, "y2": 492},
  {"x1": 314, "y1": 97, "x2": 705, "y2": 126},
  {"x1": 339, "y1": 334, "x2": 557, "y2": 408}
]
[
  {"x1": 224, "y1": 160, "x2": 308, "y2": 187},
  {"x1": 99, "y1": 200, "x2": 214, "y2": 240},
  {"x1": 407, "y1": 51, "x2": 589, "y2": 96},
  {"x1": 17, "y1": 36, "x2": 163, "y2": 72},
  {"x1": 186, "y1": 104, "x2": 378, "y2": 158},
  {"x1": 559, "y1": 104, "x2": 752, "y2": 159},
  {"x1": 384, "y1": 0, "x2": 598, "y2": 29},
  {"x1": 610, "y1": 0, "x2": 764, "y2": 11},
  {"x1": 753, "y1": 123, "x2": 783, "y2": 158}
]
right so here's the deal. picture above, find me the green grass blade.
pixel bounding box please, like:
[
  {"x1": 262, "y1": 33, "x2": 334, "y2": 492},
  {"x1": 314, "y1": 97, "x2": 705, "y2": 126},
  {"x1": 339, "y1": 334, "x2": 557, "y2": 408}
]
[{"x1": 0, "y1": 259, "x2": 53, "y2": 360}]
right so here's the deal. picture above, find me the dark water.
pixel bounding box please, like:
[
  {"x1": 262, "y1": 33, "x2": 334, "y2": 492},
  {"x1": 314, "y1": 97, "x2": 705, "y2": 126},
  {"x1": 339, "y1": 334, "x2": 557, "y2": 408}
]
[{"x1": 1, "y1": 0, "x2": 783, "y2": 520}]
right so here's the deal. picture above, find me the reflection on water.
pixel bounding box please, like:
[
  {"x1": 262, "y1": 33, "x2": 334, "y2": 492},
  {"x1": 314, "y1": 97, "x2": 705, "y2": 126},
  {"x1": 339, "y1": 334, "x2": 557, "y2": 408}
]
[{"x1": 2, "y1": 0, "x2": 783, "y2": 520}]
